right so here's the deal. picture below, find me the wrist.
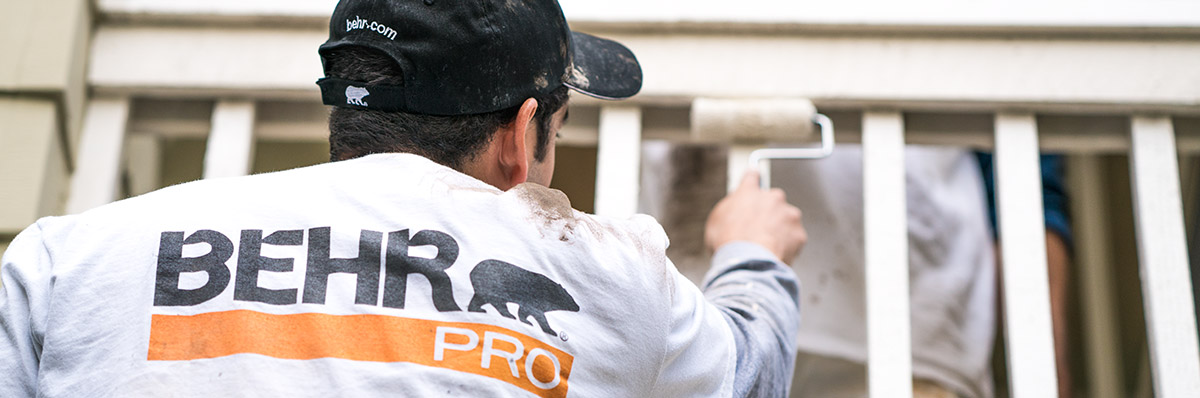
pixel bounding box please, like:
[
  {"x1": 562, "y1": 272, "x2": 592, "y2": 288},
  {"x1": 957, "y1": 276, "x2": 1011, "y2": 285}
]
[{"x1": 713, "y1": 241, "x2": 782, "y2": 263}]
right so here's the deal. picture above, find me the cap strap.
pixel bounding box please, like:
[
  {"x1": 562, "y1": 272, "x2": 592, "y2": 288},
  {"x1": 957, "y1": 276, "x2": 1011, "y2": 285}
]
[{"x1": 317, "y1": 77, "x2": 409, "y2": 112}]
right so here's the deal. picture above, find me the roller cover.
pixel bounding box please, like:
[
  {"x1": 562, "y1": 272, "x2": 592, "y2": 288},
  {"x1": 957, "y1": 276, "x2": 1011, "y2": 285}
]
[{"x1": 690, "y1": 98, "x2": 817, "y2": 143}]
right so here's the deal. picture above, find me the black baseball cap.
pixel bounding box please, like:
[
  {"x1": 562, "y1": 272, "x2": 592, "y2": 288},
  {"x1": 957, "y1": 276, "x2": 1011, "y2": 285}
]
[{"x1": 317, "y1": 0, "x2": 643, "y2": 116}]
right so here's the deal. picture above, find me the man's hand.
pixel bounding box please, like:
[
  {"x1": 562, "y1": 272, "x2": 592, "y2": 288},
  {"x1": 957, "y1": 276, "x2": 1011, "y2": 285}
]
[{"x1": 705, "y1": 170, "x2": 807, "y2": 262}]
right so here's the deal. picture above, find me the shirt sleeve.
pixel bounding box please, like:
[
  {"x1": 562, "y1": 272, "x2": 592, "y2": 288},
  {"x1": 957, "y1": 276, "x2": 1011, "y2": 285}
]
[
  {"x1": 1, "y1": 222, "x2": 53, "y2": 397},
  {"x1": 644, "y1": 240, "x2": 800, "y2": 397},
  {"x1": 1037, "y1": 155, "x2": 1073, "y2": 248},
  {"x1": 701, "y1": 241, "x2": 802, "y2": 397}
]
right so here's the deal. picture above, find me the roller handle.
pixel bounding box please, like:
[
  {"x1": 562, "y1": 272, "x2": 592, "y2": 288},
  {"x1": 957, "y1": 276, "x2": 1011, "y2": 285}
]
[{"x1": 749, "y1": 113, "x2": 835, "y2": 189}]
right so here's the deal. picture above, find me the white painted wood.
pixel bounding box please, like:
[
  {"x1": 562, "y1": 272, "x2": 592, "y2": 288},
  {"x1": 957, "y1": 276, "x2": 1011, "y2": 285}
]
[
  {"x1": 1067, "y1": 155, "x2": 1124, "y2": 398},
  {"x1": 861, "y1": 111, "x2": 912, "y2": 398},
  {"x1": 98, "y1": 0, "x2": 1200, "y2": 31},
  {"x1": 67, "y1": 98, "x2": 131, "y2": 214},
  {"x1": 618, "y1": 35, "x2": 1200, "y2": 107},
  {"x1": 124, "y1": 101, "x2": 1200, "y2": 155},
  {"x1": 565, "y1": 1, "x2": 1200, "y2": 30},
  {"x1": 89, "y1": 26, "x2": 1200, "y2": 111},
  {"x1": 1129, "y1": 115, "x2": 1200, "y2": 397},
  {"x1": 89, "y1": 27, "x2": 326, "y2": 97},
  {"x1": 99, "y1": 0, "x2": 333, "y2": 17},
  {"x1": 203, "y1": 100, "x2": 257, "y2": 179},
  {"x1": 727, "y1": 145, "x2": 759, "y2": 193},
  {"x1": 566, "y1": 0, "x2": 1200, "y2": 29},
  {"x1": 594, "y1": 106, "x2": 642, "y2": 218},
  {"x1": 124, "y1": 132, "x2": 161, "y2": 196},
  {"x1": 993, "y1": 113, "x2": 1058, "y2": 398}
]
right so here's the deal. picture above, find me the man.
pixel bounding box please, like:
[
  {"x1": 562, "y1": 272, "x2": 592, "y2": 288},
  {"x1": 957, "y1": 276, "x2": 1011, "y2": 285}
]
[{"x1": 0, "y1": 0, "x2": 806, "y2": 397}]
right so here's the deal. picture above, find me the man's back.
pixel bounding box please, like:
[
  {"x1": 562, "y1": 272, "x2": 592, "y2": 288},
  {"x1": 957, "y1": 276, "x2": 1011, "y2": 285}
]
[{"x1": 2, "y1": 154, "x2": 753, "y2": 397}]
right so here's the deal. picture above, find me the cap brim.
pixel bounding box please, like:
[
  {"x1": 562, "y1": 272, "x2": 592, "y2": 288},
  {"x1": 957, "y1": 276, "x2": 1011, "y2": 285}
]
[{"x1": 564, "y1": 31, "x2": 643, "y2": 100}]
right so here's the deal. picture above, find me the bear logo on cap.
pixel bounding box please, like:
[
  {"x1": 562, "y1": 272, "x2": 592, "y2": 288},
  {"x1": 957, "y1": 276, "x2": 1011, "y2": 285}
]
[{"x1": 346, "y1": 86, "x2": 370, "y2": 107}]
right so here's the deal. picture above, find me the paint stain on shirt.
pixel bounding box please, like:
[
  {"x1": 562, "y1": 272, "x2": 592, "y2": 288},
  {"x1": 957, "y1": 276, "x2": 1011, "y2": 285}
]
[{"x1": 513, "y1": 183, "x2": 578, "y2": 242}]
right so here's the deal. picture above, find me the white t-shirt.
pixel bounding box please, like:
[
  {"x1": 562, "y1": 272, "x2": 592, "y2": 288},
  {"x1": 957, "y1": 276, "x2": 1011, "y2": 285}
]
[
  {"x1": 1, "y1": 153, "x2": 801, "y2": 397},
  {"x1": 774, "y1": 145, "x2": 996, "y2": 398}
]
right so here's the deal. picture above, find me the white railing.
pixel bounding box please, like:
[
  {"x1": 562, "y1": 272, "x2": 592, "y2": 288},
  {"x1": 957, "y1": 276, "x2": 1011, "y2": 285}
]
[
  {"x1": 860, "y1": 111, "x2": 914, "y2": 396},
  {"x1": 994, "y1": 113, "x2": 1059, "y2": 397},
  {"x1": 73, "y1": 97, "x2": 1200, "y2": 396},
  {"x1": 1127, "y1": 117, "x2": 1200, "y2": 396},
  {"x1": 586, "y1": 105, "x2": 1200, "y2": 397}
]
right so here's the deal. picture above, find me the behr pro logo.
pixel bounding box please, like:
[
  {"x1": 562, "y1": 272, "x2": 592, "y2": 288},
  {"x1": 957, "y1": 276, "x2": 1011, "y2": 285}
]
[
  {"x1": 346, "y1": 86, "x2": 370, "y2": 107},
  {"x1": 149, "y1": 227, "x2": 581, "y2": 396},
  {"x1": 346, "y1": 16, "x2": 398, "y2": 40}
]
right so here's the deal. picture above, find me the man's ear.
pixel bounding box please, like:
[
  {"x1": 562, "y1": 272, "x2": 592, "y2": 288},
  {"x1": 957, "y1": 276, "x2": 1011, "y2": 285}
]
[{"x1": 496, "y1": 98, "x2": 540, "y2": 189}]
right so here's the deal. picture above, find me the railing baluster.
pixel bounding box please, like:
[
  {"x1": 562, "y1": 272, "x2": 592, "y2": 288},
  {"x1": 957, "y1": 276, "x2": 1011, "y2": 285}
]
[
  {"x1": 203, "y1": 100, "x2": 257, "y2": 179},
  {"x1": 1129, "y1": 115, "x2": 1200, "y2": 397},
  {"x1": 67, "y1": 98, "x2": 131, "y2": 214},
  {"x1": 994, "y1": 113, "x2": 1059, "y2": 397},
  {"x1": 727, "y1": 145, "x2": 757, "y2": 193},
  {"x1": 594, "y1": 106, "x2": 642, "y2": 218},
  {"x1": 862, "y1": 111, "x2": 912, "y2": 397}
]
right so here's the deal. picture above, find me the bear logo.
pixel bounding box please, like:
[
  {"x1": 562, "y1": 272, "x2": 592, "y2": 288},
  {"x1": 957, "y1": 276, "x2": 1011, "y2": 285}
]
[
  {"x1": 468, "y1": 260, "x2": 579, "y2": 337},
  {"x1": 346, "y1": 86, "x2": 370, "y2": 107}
]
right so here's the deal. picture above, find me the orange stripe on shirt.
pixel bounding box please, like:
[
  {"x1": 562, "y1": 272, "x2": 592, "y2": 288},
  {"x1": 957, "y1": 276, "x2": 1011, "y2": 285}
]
[{"x1": 148, "y1": 310, "x2": 573, "y2": 398}]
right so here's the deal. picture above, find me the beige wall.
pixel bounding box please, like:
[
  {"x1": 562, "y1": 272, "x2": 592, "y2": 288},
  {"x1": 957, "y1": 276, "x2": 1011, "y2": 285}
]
[
  {"x1": 0, "y1": 0, "x2": 90, "y2": 241},
  {"x1": 1, "y1": 0, "x2": 92, "y2": 150},
  {"x1": 0, "y1": 99, "x2": 68, "y2": 232}
]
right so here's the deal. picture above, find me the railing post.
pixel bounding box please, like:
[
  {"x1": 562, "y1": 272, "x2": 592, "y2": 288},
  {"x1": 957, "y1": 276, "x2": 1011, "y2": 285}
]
[
  {"x1": 994, "y1": 112, "x2": 1059, "y2": 397},
  {"x1": 203, "y1": 100, "x2": 257, "y2": 179},
  {"x1": 862, "y1": 111, "x2": 912, "y2": 398},
  {"x1": 594, "y1": 106, "x2": 642, "y2": 218},
  {"x1": 1129, "y1": 115, "x2": 1200, "y2": 397},
  {"x1": 727, "y1": 145, "x2": 758, "y2": 192},
  {"x1": 67, "y1": 98, "x2": 131, "y2": 214}
]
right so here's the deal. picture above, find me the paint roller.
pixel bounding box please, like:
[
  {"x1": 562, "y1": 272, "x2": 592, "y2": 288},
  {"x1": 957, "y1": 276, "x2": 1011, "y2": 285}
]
[{"x1": 690, "y1": 98, "x2": 835, "y2": 191}]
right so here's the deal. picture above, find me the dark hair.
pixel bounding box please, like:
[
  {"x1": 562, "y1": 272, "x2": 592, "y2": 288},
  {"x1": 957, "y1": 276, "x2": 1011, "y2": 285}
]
[{"x1": 325, "y1": 47, "x2": 570, "y2": 169}]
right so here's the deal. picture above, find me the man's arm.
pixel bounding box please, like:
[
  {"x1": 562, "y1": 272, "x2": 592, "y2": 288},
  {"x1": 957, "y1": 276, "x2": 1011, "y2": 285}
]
[
  {"x1": 1036, "y1": 156, "x2": 1074, "y2": 398},
  {"x1": 1046, "y1": 230, "x2": 1072, "y2": 398},
  {"x1": 1, "y1": 222, "x2": 52, "y2": 396},
  {"x1": 702, "y1": 171, "x2": 807, "y2": 396},
  {"x1": 702, "y1": 242, "x2": 802, "y2": 396}
]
